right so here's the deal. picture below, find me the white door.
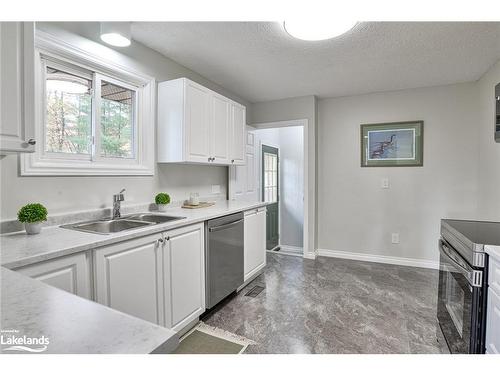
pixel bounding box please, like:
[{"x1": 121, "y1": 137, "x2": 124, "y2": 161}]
[
  {"x1": 185, "y1": 80, "x2": 211, "y2": 163},
  {"x1": 16, "y1": 252, "x2": 91, "y2": 299},
  {"x1": 0, "y1": 22, "x2": 36, "y2": 154},
  {"x1": 94, "y1": 233, "x2": 163, "y2": 325},
  {"x1": 163, "y1": 223, "x2": 205, "y2": 332},
  {"x1": 244, "y1": 208, "x2": 267, "y2": 282},
  {"x1": 230, "y1": 102, "x2": 246, "y2": 165},
  {"x1": 210, "y1": 93, "x2": 230, "y2": 164},
  {"x1": 229, "y1": 127, "x2": 258, "y2": 201}
]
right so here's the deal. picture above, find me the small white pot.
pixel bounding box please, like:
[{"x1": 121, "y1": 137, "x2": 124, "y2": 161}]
[
  {"x1": 25, "y1": 222, "x2": 43, "y2": 235},
  {"x1": 157, "y1": 204, "x2": 169, "y2": 212}
]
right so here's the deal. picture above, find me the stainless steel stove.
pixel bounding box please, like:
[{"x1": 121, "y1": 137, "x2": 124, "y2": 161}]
[{"x1": 438, "y1": 219, "x2": 500, "y2": 354}]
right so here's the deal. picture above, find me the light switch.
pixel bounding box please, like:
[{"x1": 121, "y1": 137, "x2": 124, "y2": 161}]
[
  {"x1": 211, "y1": 185, "x2": 221, "y2": 194},
  {"x1": 391, "y1": 233, "x2": 400, "y2": 244},
  {"x1": 381, "y1": 178, "x2": 390, "y2": 189}
]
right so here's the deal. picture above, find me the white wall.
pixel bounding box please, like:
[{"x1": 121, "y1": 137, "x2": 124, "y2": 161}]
[
  {"x1": 477, "y1": 60, "x2": 500, "y2": 220},
  {"x1": 0, "y1": 23, "x2": 250, "y2": 221},
  {"x1": 255, "y1": 127, "x2": 304, "y2": 248},
  {"x1": 317, "y1": 83, "x2": 480, "y2": 263}
]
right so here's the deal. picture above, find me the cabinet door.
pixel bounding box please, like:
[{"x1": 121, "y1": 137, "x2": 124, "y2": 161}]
[
  {"x1": 16, "y1": 252, "x2": 91, "y2": 299},
  {"x1": 210, "y1": 93, "x2": 230, "y2": 164},
  {"x1": 244, "y1": 208, "x2": 267, "y2": 282},
  {"x1": 163, "y1": 223, "x2": 205, "y2": 332},
  {"x1": 185, "y1": 80, "x2": 211, "y2": 163},
  {"x1": 0, "y1": 22, "x2": 35, "y2": 154},
  {"x1": 486, "y1": 287, "x2": 500, "y2": 354},
  {"x1": 94, "y1": 233, "x2": 163, "y2": 325},
  {"x1": 230, "y1": 102, "x2": 246, "y2": 165}
]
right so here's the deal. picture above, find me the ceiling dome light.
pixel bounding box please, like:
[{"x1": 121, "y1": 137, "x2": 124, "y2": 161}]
[
  {"x1": 283, "y1": 20, "x2": 356, "y2": 41},
  {"x1": 100, "y1": 22, "x2": 131, "y2": 47}
]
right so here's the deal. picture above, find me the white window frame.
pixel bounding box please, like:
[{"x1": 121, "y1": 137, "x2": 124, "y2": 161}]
[{"x1": 21, "y1": 30, "x2": 155, "y2": 176}]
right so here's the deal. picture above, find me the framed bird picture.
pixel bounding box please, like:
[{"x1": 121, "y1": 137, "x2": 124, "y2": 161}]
[{"x1": 360, "y1": 121, "x2": 423, "y2": 167}]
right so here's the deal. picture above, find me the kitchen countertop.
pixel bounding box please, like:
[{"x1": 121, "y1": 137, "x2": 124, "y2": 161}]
[
  {"x1": 1, "y1": 200, "x2": 267, "y2": 269},
  {"x1": 0, "y1": 267, "x2": 178, "y2": 354}
]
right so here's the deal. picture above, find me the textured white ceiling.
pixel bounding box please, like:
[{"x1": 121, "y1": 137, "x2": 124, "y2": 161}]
[{"x1": 132, "y1": 22, "x2": 500, "y2": 103}]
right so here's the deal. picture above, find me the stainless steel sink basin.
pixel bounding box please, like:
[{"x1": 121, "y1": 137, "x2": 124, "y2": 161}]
[
  {"x1": 61, "y1": 214, "x2": 186, "y2": 235},
  {"x1": 125, "y1": 214, "x2": 186, "y2": 224},
  {"x1": 63, "y1": 219, "x2": 154, "y2": 234}
]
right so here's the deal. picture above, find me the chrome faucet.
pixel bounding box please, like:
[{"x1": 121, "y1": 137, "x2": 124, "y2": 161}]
[{"x1": 112, "y1": 189, "x2": 125, "y2": 219}]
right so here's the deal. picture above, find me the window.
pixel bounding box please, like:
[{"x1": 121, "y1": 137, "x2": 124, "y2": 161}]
[
  {"x1": 263, "y1": 152, "x2": 278, "y2": 202},
  {"x1": 21, "y1": 34, "x2": 154, "y2": 176},
  {"x1": 43, "y1": 60, "x2": 138, "y2": 162}
]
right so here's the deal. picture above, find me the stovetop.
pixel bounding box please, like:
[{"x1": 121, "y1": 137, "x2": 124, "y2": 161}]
[{"x1": 442, "y1": 219, "x2": 500, "y2": 246}]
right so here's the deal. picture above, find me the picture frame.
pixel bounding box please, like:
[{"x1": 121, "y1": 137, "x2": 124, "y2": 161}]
[{"x1": 360, "y1": 120, "x2": 424, "y2": 167}]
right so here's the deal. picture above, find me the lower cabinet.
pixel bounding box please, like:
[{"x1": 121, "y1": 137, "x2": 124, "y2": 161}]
[
  {"x1": 244, "y1": 207, "x2": 266, "y2": 282},
  {"x1": 93, "y1": 233, "x2": 163, "y2": 325},
  {"x1": 15, "y1": 252, "x2": 91, "y2": 299},
  {"x1": 486, "y1": 287, "x2": 500, "y2": 354},
  {"x1": 93, "y1": 223, "x2": 205, "y2": 331},
  {"x1": 162, "y1": 223, "x2": 205, "y2": 332},
  {"x1": 486, "y1": 255, "x2": 500, "y2": 354}
]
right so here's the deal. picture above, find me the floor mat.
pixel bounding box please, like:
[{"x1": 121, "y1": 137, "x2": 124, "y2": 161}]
[{"x1": 173, "y1": 322, "x2": 256, "y2": 354}]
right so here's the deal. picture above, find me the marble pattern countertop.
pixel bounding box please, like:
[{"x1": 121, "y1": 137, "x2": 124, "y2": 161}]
[
  {"x1": 0, "y1": 267, "x2": 178, "y2": 354},
  {"x1": 1, "y1": 200, "x2": 267, "y2": 269},
  {"x1": 486, "y1": 245, "x2": 500, "y2": 261}
]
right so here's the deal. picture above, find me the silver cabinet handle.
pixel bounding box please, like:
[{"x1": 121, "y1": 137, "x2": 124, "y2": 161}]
[{"x1": 27, "y1": 139, "x2": 36, "y2": 145}]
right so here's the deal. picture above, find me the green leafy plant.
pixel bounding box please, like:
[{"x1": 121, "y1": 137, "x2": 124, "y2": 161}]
[
  {"x1": 17, "y1": 203, "x2": 48, "y2": 223},
  {"x1": 155, "y1": 193, "x2": 171, "y2": 205}
]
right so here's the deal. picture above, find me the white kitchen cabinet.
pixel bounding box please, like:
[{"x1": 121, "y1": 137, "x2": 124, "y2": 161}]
[
  {"x1": 162, "y1": 223, "x2": 205, "y2": 332},
  {"x1": 210, "y1": 92, "x2": 231, "y2": 164},
  {"x1": 0, "y1": 22, "x2": 36, "y2": 154},
  {"x1": 230, "y1": 102, "x2": 246, "y2": 165},
  {"x1": 486, "y1": 254, "x2": 500, "y2": 354},
  {"x1": 486, "y1": 287, "x2": 500, "y2": 354},
  {"x1": 244, "y1": 207, "x2": 267, "y2": 282},
  {"x1": 93, "y1": 233, "x2": 163, "y2": 325},
  {"x1": 158, "y1": 77, "x2": 246, "y2": 165},
  {"x1": 15, "y1": 252, "x2": 91, "y2": 299}
]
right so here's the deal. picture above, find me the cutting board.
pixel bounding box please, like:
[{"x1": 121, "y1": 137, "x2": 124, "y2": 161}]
[{"x1": 181, "y1": 201, "x2": 215, "y2": 209}]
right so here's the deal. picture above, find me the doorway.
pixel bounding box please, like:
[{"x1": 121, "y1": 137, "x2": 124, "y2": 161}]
[
  {"x1": 262, "y1": 145, "x2": 279, "y2": 250},
  {"x1": 229, "y1": 119, "x2": 311, "y2": 259}
]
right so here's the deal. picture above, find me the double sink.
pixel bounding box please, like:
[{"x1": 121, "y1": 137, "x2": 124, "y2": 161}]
[{"x1": 61, "y1": 213, "x2": 186, "y2": 235}]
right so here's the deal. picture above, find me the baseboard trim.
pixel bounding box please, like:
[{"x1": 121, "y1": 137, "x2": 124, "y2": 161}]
[{"x1": 316, "y1": 248, "x2": 439, "y2": 269}]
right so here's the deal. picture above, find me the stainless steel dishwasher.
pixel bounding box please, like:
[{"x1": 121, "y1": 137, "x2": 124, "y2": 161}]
[{"x1": 205, "y1": 212, "x2": 244, "y2": 309}]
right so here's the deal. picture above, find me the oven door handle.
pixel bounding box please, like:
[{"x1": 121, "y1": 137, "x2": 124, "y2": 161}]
[{"x1": 439, "y1": 239, "x2": 482, "y2": 287}]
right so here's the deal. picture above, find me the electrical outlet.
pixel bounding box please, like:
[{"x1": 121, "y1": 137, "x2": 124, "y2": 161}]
[
  {"x1": 381, "y1": 178, "x2": 390, "y2": 189},
  {"x1": 391, "y1": 233, "x2": 400, "y2": 244},
  {"x1": 211, "y1": 185, "x2": 221, "y2": 194}
]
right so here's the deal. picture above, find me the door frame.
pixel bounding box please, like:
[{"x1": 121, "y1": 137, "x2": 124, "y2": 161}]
[
  {"x1": 251, "y1": 119, "x2": 311, "y2": 260},
  {"x1": 260, "y1": 142, "x2": 280, "y2": 251}
]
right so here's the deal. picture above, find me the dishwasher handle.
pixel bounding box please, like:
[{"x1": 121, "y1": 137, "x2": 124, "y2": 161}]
[{"x1": 209, "y1": 219, "x2": 243, "y2": 232}]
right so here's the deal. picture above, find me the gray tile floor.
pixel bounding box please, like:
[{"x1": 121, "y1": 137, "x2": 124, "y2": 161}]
[{"x1": 203, "y1": 252, "x2": 450, "y2": 354}]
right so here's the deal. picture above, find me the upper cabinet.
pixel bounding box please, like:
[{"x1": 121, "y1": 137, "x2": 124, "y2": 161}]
[
  {"x1": 0, "y1": 22, "x2": 36, "y2": 154},
  {"x1": 158, "y1": 78, "x2": 246, "y2": 165}
]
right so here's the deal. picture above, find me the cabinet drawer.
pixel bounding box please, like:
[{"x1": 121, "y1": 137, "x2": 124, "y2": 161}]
[
  {"x1": 489, "y1": 255, "x2": 500, "y2": 296},
  {"x1": 486, "y1": 287, "x2": 500, "y2": 354}
]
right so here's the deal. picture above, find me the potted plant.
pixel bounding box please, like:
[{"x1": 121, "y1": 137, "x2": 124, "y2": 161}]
[
  {"x1": 155, "y1": 193, "x2": 171, "y2": 212},
  {"x1": 17, "y1": 203, "x2": 48, "y2": 235}
]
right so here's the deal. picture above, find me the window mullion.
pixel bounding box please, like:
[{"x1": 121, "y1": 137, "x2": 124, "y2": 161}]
[{"x1": 92, "y1": 73, "x2": 102, "y2": 162}]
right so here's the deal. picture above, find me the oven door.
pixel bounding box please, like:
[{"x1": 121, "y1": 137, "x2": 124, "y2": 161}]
[{"x1": 437, "y1": 239, "x2": 484, "y2": 354}]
